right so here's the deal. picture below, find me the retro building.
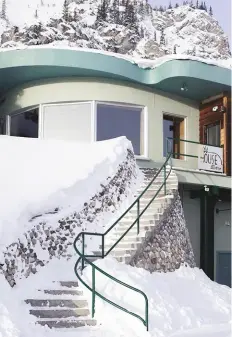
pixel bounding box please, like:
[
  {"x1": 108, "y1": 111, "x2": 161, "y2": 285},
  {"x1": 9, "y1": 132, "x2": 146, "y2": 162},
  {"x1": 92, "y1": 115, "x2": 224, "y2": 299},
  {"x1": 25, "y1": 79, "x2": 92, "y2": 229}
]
[{"x1": 0, "y1": 47, "x2": 231, "y2": 286}]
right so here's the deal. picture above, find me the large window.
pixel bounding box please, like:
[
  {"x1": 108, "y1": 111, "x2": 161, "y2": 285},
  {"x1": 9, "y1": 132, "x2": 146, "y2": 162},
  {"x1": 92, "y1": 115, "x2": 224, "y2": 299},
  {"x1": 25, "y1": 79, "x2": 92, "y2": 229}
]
[
  {"x1": 10, "y1": 108, "x2": 39, "y2": 138},
  {"x1": 205, "y1": 122, "x2": 220, "y2": 147},
  {"x1": 163, "y1": 114, "x2": 185, "y2": 159},
  {"x1": 96, "y1": 103, "x2": 145, "y2": 156}
]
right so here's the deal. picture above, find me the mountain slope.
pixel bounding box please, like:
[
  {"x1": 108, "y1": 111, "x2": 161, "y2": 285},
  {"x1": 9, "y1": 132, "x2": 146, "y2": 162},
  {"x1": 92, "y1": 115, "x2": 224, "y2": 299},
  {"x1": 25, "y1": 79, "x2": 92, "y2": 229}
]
[{"x1": 0, "y1": 0, "x2": 231, "y2": 61}]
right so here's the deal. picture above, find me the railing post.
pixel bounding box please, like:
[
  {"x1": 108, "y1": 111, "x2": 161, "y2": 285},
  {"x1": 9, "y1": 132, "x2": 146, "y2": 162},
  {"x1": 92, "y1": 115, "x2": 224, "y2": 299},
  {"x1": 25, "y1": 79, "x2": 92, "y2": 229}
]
[
  {"x1": 164, "y1": 164, "x2": 166, "y2": 195},
  {"x1": 92, "y1": 267, "x2": 96, "y2": 318},
  {"x1": 102, "y1": 234, "x2": 105, "y2": 258},
  {"x1": 82, "y1": 233, "x2": 85, "y2": 271},
  {"x1": 137, "y1": 199, "x2": 140, "y2": 235},
  {"x1": 146, "y1": 300, "x2": 149, "y2": 331}
]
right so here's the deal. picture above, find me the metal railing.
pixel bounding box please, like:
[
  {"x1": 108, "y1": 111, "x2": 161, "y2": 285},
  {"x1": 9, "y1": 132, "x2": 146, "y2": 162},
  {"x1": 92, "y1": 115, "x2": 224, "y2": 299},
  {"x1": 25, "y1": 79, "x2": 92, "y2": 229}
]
[
  {"x1": 166, "y1": 137, "x2": 224, "y2": 160},
  {"x1": 74, "y1": 146, "x2": 173, "y2": 331}
]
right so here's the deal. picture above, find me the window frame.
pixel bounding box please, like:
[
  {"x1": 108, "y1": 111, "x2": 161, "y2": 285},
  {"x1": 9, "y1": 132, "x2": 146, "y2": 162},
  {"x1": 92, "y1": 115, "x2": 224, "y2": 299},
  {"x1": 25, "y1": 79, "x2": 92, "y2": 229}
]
[{"x1": 94, "y1": 101, "x2": 148, "y2": 158}]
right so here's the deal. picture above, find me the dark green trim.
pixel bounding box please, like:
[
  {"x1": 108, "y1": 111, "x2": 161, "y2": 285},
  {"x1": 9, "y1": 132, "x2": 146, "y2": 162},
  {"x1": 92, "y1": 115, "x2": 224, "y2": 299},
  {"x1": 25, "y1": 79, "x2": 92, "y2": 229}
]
[{"x1": 0, "y1": 48, "x2": 231, "y2": 101}]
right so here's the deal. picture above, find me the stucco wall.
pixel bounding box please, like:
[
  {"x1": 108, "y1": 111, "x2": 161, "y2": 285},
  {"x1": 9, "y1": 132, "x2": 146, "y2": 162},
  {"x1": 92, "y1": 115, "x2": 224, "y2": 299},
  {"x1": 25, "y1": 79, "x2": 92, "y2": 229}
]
[
  {"x1": 214, "y1": 201, "x2": 231, "y2": 279},
  {"x1": 0, "y1": 78, "x2": 199, "y2": 167}
]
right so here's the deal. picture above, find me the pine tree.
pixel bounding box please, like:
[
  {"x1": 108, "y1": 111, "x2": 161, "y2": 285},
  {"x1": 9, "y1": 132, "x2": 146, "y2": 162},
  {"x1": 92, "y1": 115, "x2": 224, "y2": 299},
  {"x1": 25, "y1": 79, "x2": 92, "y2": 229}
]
[
  {"x1": 190, "y1": 0, "x2": 194, "y2": 8},
  {"x1": 63, "y1": 0, "x2": 69, "y2": 21},
  {"x1": 111, "y1": 0, "x2": 120, "y2": 24},
  {"x1": 203, "y1": 1, "x2": 207, "y2": 12},
  {"x1": 139, "y1": 1, "x2": 146, "y2": 17},
  {"x1": 209, "y1": 5, "x2": 213, "y2": 16},
  {"x1": 159, "y1": 5, "x2": 164, "y2": 12},
  {"x1": 199, "y1": 1, "x2": 204, "y2": 10},
  {"x1": 196, "y1": 0, "x2": 199, "y2": 8},
  {"x1": 173, "y1": 45, "x2": 177, "y2": 54},
  {"x1": 96, "y1": 0, "x2": 108, "y2": 22},
  {"x1": 154, "y1": 30, "x2": 157, "y2": 41},
  {"x1": 0, "y1": 0, "x2": 6, "y2": 20},
  {"x1": 168, "y1": 2, "x2": 172, "y2": 9},
  {"x1": 124, "y1": 0, "x2": 138, "y2": 31},
  {"x1": 145, "y1": 0, "x2": 151, "y2": 15},
  {"x1": 74, "y1": 9, "x2": 78, "y2": 21},
  {"x1": 40, "y1": 0, "x2": 44, "y2": 6},
  {"x1": 34, "y1": 9, "x2": 38, "y2": 19},
  {"x1": 175, "y1": 3, "x2": 179, "y2": 7},
  {"x1": 160, "y1": 28, "x2": 165, "y2": 45}
]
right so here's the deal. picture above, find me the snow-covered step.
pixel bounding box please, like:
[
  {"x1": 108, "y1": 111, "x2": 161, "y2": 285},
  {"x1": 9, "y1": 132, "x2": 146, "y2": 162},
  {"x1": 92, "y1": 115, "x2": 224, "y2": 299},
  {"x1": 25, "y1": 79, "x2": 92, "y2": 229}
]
[
  {"x1": 30, "y1": 308, "x2": 90, "y2": 319},
  {"x1": 108, "y1": 247, "x2": 137, "y2": 257},
  {"x1": 39, "y1": 289, "x2": 84, "y2": 296},
  {"x1": 37, "y1": 318, "x2": 97, "y2": 329},
  {"x1": 26, "y1": 280, "x2": 97, "y2": 329},
  {"x1": 25, "y1": 299, "x2": 88, "y2": 308}
]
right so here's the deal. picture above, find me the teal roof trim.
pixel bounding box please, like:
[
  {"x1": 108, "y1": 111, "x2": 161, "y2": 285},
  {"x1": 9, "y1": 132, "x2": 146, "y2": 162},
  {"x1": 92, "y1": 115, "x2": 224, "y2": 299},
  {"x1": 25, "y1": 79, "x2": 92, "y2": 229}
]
[{"x1": 0, "y1": 48, "x2": 231, "y2": 101}]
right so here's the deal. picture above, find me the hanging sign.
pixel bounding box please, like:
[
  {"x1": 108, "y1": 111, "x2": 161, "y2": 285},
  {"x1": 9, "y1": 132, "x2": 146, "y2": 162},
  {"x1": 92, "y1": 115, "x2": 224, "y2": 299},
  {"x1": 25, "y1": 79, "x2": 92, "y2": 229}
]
[{"x1": 198, "y1": 145, "x2": 223, "y2": 173}]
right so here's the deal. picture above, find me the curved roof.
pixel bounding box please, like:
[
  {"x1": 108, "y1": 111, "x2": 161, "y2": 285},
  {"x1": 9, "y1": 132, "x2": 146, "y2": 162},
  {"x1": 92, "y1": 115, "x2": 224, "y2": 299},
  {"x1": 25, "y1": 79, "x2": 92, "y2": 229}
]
[{"x1": 0, "y1": 47, "x2": 231, "y2": 101}]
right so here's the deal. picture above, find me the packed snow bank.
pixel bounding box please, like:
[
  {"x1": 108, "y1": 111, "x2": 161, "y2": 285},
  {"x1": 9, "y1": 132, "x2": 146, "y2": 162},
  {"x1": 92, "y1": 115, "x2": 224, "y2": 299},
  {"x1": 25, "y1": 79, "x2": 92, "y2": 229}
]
[
  {"x1": 83, "y1": 257, "x2": 231, "y2": 337},
  {"x1": 0, "y1": 135, "x2": 139, "y2": 248}
]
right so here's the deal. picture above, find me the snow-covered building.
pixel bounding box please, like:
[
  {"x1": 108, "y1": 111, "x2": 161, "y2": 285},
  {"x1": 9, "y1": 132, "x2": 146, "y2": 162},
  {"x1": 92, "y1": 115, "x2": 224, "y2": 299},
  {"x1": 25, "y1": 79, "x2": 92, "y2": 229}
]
[{"x1": 0, "y1": 46, "x2": 231, "y2": 288}]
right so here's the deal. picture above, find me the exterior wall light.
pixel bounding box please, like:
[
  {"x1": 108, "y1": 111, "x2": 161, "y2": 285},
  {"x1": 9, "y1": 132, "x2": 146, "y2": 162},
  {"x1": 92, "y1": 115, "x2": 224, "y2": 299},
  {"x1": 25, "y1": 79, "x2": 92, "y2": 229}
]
[{"x1": 181, "y1": 83, "x2": 188, "y2": 91}]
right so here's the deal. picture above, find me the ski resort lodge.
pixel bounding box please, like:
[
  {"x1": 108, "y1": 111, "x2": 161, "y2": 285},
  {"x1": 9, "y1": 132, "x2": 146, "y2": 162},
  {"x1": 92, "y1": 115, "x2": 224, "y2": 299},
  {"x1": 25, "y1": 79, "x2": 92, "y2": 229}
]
[{"x1": 0, "y1": 47, "x2": 231, "y2": 287}]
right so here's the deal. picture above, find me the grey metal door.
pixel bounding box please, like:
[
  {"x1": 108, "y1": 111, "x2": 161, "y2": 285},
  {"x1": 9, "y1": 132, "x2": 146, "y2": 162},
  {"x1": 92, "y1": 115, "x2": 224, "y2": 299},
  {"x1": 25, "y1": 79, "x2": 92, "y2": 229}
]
[{"x1": 216, "y1": 252, "x2": 231, "y2": 287}]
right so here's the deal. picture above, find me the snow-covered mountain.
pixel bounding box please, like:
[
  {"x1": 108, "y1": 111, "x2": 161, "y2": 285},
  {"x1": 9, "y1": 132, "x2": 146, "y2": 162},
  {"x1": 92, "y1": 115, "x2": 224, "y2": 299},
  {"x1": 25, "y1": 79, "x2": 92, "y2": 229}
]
[{"x1": 0, "y1": 0, "x2": 231, "y2": 61}]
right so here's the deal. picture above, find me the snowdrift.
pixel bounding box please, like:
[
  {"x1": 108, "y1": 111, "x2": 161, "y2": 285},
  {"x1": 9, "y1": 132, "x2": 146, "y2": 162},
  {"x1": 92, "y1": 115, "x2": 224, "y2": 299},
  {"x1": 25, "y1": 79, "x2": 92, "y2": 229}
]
[
  {"x1": 0, "y1": 135, "x2": 139, "y2": 247},
  {"x1": 0, "y1": 135, "x2": 141, "y2": 285},
  {"x1": 0, "y1": 257, "x2": 231, "y2": 337},
  {"x1": 83, "y1": 257, "x2": 231, "y2": 337}
]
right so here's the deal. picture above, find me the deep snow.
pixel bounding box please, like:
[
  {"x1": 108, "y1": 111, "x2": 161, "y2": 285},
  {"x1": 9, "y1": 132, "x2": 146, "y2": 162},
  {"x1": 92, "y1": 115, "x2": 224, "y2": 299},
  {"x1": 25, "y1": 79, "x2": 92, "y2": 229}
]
[
  {"x1": 0, "y1": 257, "x2": 231, "y2": 337},
  {"x1": 0, "y1": 135, "x2": 140, "y2": 251}
]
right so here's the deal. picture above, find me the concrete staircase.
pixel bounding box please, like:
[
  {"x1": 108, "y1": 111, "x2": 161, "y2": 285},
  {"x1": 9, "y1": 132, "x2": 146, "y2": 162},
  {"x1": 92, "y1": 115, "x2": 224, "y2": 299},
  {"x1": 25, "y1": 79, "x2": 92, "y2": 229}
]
[
  {"x1": 25, "y1": 167, "x2": 178, "y2": 330},
  {"x1": 99, "y1": 167, "x2": 178, "y2": 263}
]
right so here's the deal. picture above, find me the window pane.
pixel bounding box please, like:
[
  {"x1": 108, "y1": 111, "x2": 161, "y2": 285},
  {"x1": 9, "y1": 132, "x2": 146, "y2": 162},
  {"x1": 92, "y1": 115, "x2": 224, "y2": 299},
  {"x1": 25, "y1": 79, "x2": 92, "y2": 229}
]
[
  {"x1": 42, "y1": 103, "x2": 92, "y2": 142},
  {"x1": 97, "y1": 104, "x2": 142, "y2": 155},
  {"x1": 206, "y1": 123, "x2": 220, "y2": 146},
  {"x1": 10, "y1": 109, "x2": 39, "y2": 138}
]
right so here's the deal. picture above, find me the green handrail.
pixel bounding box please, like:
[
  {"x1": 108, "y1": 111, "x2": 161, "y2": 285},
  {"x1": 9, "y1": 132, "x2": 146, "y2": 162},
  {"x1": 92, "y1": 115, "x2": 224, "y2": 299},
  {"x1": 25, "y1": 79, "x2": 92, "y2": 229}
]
[
  {"x1": 166, "y1": 137, "x2": 224, "y2": 160},
  {"x1": 74, "y1": 147, "x2": 173, "y2": 331}
]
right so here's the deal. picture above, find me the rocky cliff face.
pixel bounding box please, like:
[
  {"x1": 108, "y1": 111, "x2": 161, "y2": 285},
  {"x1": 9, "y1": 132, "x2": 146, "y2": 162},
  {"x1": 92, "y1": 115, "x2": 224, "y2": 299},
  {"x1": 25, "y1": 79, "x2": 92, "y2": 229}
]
[{"x1": 0, "y1": 0, "x2": 231, "y2": 61}]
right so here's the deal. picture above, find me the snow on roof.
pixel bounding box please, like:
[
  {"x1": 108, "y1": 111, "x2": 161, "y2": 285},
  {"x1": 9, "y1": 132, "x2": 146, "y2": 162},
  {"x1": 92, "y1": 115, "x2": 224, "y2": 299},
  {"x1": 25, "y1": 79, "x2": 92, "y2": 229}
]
[{"x1": 0, "y1": 45, "x2": 231, "y2": 70}]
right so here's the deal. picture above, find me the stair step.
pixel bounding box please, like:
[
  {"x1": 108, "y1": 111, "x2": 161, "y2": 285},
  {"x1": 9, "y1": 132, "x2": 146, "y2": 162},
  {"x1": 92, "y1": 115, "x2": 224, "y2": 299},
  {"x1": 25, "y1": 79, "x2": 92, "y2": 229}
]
[
  {"x1": 109, "y1": 248, "x2": 137, "y2": 257},
  {"x1": 37, "y1": 318, "x2": 97, "y2": 328},
  {"x1": 30, "y1": 308, "x2": 90, "y2": 319},
  {"x1": 39, "y1": 289, "x2": 83, "y2": 296},
  {"x1": 104, "y1": 241, "x2": 140, "y2": 250},
  {"x1": 25, "y1": 299, "x2": 88, "y2": 308},
  {"x1": 58, "y1": 281, "x2": 79, "y2": 288}
]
